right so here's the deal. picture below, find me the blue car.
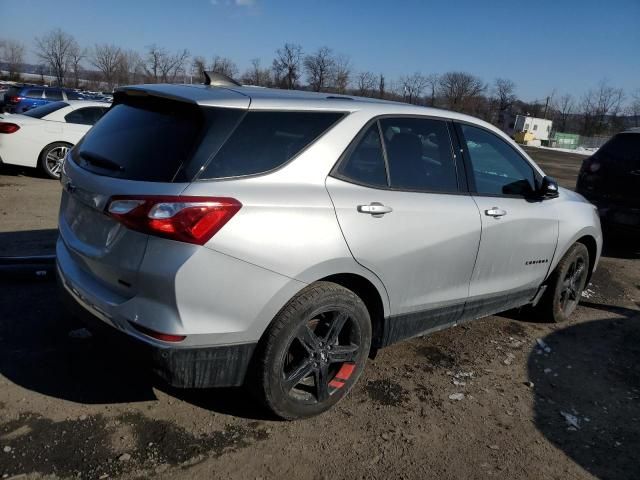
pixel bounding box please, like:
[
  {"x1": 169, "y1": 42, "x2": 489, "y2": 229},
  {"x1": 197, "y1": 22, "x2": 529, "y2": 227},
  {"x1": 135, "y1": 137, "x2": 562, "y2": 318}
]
[{"x1": 3, "y1": 85, "x2": 83, "y2": 113}]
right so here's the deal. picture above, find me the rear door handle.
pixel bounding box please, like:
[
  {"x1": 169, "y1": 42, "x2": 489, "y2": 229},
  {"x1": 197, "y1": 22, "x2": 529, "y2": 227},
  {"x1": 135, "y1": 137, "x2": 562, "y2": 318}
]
[
  {"x1": 357, "y1": 202, "x2": 393, "y2": 217},
  {"x1": 485, "y1": 207, "x2": 507, "y2": 218}
]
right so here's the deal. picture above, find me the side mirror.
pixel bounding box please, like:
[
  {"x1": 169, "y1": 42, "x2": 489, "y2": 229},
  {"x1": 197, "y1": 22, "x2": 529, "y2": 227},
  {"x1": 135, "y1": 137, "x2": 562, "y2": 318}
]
[{"x1": 538, "y1": 176, "x2": 559, "y2": 199}]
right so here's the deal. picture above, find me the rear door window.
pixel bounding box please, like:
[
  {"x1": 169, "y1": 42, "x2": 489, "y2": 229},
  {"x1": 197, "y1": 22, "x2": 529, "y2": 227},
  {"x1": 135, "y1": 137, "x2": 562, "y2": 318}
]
[
  {"x1": 64, "y1": 107, "x2": 108, "y2": 125},
  {"x1": 73, "y1": 97, "x2": 243, "y2": 182},
  {"x1": 25, "y1": 88, "x2": 44, "y2": 99},
  {"x1": 200, "y1": 111, "x2": 345, "y2": 179},
  {"x1": 380, "y1": 117, "x2": 459, "y2": 193},
  {"x1": 46, "y1": 89, "x2": 63, "y2": 101}
]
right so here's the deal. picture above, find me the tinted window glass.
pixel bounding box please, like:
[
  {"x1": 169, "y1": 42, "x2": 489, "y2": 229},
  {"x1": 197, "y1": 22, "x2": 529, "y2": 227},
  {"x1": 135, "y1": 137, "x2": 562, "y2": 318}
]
[
  {"x1": 25, "y1": 89, "x2": 44, "y2": 98},
  {"x1": 461, "y1": 124, "x2": 535, "y2": 196},
  {"x1": 201, "y1": 111, "x2": 344, "y2": 179},
  {"x1": 336, "y1": 124, "x2": 387, "y2": 187},
  {"x1": 74, "y1": 99, "x2": 204, "y2": 182},
  {"x1": 66, "y1": 91, "x2": 82, "y2": 100},
  {"x1": 46, "y1": 89, "x2": 63, "y2": 101},
  {"x1": 23, "y1": 101, "x2": 69, "y2": 119},
  {"x1": 598, "y1": 133, "x2": 640, "y2": 168},
  {"x1": 65, "y1": 107, "x2": 107, "y2": 125},
  {"x1": 379, "y1": 117, "x2": 458, "y2": 192}
]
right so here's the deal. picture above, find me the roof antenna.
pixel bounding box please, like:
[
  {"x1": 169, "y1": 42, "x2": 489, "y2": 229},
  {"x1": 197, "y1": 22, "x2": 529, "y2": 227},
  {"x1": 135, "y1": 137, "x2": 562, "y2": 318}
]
[{"x1": 203, "y1": 71, "x2": 241, "y2": 87}]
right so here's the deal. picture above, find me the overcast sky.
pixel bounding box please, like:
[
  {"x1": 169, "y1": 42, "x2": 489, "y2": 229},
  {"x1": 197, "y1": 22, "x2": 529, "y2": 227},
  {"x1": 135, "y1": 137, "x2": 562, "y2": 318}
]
[{"x1": 1, "y1": 0, "x2": 638, "y2": 102}]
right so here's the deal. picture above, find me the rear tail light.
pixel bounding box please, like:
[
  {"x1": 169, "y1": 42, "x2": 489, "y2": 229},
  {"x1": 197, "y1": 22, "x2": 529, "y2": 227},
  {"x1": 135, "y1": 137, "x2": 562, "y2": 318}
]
[
  {"x1": 6, "y1": 96, "x2": 22, "y2": 104},
  {"x1": 583, "y1": 157, "x2": 601, "y2": 173},
  {"x1": 106, "y1": 195, "x2": 241, "y2": 245},
  {"x1": 0, "y1": 122, "x2": 20, "y2": 134}
]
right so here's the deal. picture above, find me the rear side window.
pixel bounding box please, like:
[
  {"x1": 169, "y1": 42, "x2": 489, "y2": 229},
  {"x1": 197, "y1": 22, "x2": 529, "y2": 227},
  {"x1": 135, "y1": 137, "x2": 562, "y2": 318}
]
[
  {"x1": 200, "y1": 111, "x2": 344, "y2": 179},
  {"x1": 598, "y1": 133, "x2": 640, "y2": 168},
  {"x1": 380, "y1": 117, "x2": 458, "y2": 193},
  {"x1": 64, "y1": 107, "x2": 108, "y2": 125},
  {"x1": 335, "y1": 124, "x2": 387, "y2": 188},
  {"x1": 23, "y1": 101, "x2": 69, "y2": 118},
  {"x1": 25, "y1": 89, "x2": 44, "y2": 98},
  {"x1": 66, "y1": 91, "x2": 82, "y2": 100},
  {"x1": 73, "y1": 98, "x2": 243, "y2": 182},
  {"x1": 46, "y1": 89, "x2": 63, "y2": 101}
]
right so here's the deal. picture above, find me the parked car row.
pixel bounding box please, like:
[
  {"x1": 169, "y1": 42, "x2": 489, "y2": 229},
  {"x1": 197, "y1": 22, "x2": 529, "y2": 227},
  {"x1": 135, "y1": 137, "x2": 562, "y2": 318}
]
[{"x1": 0, "y1": 100, "x2": 110, "y2": 178}]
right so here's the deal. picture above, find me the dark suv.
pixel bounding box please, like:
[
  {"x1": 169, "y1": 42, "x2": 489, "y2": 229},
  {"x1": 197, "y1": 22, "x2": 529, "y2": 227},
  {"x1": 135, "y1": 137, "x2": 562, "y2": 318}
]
[
  {"x1": 576, "y1": 129, "x2": 640, "y2": 233},
  {"x1": 3, "y1": 86, "x2": 83, "y2": 113}
]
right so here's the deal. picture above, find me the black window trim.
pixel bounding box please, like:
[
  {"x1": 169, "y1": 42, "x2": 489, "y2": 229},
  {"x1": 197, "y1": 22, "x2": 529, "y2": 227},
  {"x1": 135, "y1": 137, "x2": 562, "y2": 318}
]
[
  {"x1": 194, "y1": 108, "x2": 350, "y2": 183},
  {"x1": 453, "y1": 120, "x2": 543, "y2": 200},
  {"x1": 330, "y1": 113, "x2": 469, "y2": 196}
]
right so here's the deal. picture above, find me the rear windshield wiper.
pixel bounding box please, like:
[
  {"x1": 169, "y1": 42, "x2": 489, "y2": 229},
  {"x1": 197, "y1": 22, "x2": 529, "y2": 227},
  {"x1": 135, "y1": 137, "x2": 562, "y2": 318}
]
[{"x1": 79, "y1": 151, "x2": 124, "y2": 172}]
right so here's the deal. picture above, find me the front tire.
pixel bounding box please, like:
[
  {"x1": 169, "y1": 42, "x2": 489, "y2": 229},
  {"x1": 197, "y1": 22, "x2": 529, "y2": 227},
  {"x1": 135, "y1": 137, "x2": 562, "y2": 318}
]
[
  {"x1": 536, "y1": 243, "x2": 590, "y2": 323},
  {"x1": 254, "y1": 282, "x2": 371, "y2": 420},
  {"x1": 39, "y1": 142, "x2": 71, "y2": 180}
]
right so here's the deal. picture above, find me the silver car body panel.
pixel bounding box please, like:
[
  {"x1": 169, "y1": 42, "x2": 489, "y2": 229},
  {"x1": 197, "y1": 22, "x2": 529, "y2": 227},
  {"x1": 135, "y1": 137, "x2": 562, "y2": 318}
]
[{"x1": 57, "y1": 84, "x2": 601, "y2": 353}]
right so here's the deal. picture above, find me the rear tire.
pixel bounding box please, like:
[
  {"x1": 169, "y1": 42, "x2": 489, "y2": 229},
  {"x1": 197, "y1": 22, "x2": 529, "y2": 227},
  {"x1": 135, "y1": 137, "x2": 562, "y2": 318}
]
[
  {"x1": 39, "y1": 142, "x2": 71, "y2": 180},
  {"x1": 253, "y1": 282, "x2": 371, "y2": 420},
  {"x1": 535, "y1": 243, "x2": 590, "y2": 323}
]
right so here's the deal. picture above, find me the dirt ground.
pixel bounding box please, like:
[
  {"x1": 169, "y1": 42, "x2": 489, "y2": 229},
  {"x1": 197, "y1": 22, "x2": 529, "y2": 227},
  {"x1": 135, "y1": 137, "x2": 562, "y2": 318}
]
[{"x1": 0, "y1": 148, "x2": 638, "y2": 480}]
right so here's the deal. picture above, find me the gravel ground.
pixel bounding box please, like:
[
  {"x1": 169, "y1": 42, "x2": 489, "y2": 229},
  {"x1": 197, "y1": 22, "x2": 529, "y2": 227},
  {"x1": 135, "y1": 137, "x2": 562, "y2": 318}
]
[{"x1": 0, "y1": 149, "x2": 638, "y2": 480}]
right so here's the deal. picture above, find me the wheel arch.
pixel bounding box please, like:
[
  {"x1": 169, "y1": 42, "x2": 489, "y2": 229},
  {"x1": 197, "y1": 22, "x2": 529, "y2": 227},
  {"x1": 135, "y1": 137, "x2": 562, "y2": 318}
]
[
  {"x1": 39, "y1": 140, "x2": 74, "y2": 159},
  {"x1": 575, "y1": 234, "x2": 598, "y2": 285}
]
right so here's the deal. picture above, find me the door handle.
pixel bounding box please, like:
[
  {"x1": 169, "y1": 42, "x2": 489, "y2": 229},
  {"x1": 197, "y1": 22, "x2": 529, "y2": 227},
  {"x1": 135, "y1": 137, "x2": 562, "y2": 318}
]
[
  {"x1": 485, "y1": 207, "x2": 507, "y2": 218},
  {"x1": 357, "y1": 202, "x2": 393, "y2": 217}
]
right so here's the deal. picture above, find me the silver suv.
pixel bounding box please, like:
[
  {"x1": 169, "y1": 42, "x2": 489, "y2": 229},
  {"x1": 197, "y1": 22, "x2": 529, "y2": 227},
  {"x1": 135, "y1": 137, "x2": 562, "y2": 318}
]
[{"x1": 57, "y1": 82, "x2": 602, "y2": 419}]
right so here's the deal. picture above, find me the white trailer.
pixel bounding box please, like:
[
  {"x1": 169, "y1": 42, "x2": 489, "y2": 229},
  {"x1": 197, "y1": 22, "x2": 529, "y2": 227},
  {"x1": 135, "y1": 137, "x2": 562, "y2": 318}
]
[{"x1": 514, "y1": 115, "x2": 553, "y2": 142}]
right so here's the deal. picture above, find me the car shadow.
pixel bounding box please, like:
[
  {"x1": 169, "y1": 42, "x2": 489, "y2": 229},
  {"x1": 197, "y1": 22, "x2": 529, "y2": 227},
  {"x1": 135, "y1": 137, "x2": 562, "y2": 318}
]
[
  {"x1": 0, "y1": 162, "x2": 41, "y2": 179},
  {"x1": 0, "y1": 228, "x2": 58, "y2": 257},
  {"x1": 0, "y1": 278, "x2": 274, "y2": 420},
  {"x1": 601, "y1": 230, "x2": 640, "y2": 260},
  {"x1": 528, "y1": 313, "x2": 640, "y2": 480}
]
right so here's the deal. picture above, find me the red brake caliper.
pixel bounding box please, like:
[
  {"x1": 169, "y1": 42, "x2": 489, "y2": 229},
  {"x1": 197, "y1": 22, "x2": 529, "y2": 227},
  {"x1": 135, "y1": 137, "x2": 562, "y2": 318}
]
[{"x1": 328, "y1": 363, "x2": 356, "y2": 389}]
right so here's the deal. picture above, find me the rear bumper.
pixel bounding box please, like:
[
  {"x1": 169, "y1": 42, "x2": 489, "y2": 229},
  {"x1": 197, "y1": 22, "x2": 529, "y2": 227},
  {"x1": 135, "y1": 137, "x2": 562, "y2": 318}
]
[
  {"x1": 581, "y1": 195, "x2": 640, "y2": 233},
  {"x1": 59, "y1": 270, "x2": 257, "y2": 388}
]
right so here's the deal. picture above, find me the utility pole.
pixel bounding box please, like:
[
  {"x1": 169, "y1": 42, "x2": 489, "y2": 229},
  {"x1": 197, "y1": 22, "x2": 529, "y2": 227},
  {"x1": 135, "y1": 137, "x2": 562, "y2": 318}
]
[{"x1": 543, "y1": 96, "x2": 550, "y2": 119}]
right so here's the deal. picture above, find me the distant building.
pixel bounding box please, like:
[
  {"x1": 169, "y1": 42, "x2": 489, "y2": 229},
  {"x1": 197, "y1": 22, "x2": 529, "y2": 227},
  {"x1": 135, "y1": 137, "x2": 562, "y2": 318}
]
[{"x1": 513, "y1": 115, "x2": 553, "y2": 143}]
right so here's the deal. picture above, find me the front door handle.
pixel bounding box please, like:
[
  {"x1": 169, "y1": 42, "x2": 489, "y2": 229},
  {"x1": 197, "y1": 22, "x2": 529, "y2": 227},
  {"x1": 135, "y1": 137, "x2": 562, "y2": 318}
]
[
  {"x1": 357, "y1": 202, "x2": 393, "y2": 217},
  {"x1": 485, "y1": 207, "x2": 507, "y2": 218}
]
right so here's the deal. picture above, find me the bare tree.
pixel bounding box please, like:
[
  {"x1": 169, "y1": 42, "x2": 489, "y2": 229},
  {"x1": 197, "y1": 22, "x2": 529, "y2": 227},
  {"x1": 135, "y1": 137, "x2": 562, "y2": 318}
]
[
  {"x1": 241, "y1": 58, "x2": 271, "y2": 86},
  {"x1": 355, "y1": 71, "x2": 376, "y2": 97},
  {"x1": 272, "y1": 43, "x2": 302, "y2": 89},
  {"x1": 144, "y1": 44, "x2": 166, "y2": 83},
  {"x1": 493, "y1": 78, "x2": 516, "y2": 113},
  {"x1": 399, "y1": 72, "x2": 428, "y2": 104},
  {"x1": 438, "y1": 71, "x2": 486, "y2": 113},
  {"x1": 330, "y1": 54, "x2": 351, "y2": 93},
  {"x1": 117, "y1": 49, "x2": 143, "y2": 85},
  {"x1": 425, "y1": 73, "x2": 439, "y2": 107},
  {"x1": 67, "y1": 41, "x2": 85, "y2": 88},
  {"x1": 555, "y1": 93, "x2": 575, "y2": 132},
  {"x1": 626, "y1": 89, "x2": 640, "y2": 128},
  {"x1": 91, "y1": 44, "x2": 122, "y2": 90},
  {"x1": 378, "y1": 74, "x2": 386, "y2": 99},
  {"x1": 34, "y1": 29, "x2": 76, "y2": 86},
  {"x1": 580, "y1": 80, "x2": 624, "y2": 136},
  {"x1": 304, "y1": 47, "x2": 336, "y2": 92},
  {"x1": 144, "y1": 45, "x2": 189, "y2": 83},
  {"x1": 1, "y1": 40, "x2": 26, "y2": 80},
  {"x1": 209, "y1": 55, "x2": 238, "y2": 79},
  {"x1": 191, "y1": 55, "x2": 207, "y2": 83}
]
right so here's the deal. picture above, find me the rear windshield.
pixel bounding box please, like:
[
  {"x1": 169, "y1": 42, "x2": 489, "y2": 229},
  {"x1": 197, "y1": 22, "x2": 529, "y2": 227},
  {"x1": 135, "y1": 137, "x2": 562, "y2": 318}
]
[
  {"x1": 23, "y1": 101, "x2": 69, "y2": 118},
  {"x1": 73, "y1": 97, "x2": 242, "y2": 182},
  {"x1": 200, "y1": 111, "x2": 345, "y2": 179},
  {"x1": 598, "y1": 133, "x2": 640, "y2": 167}
]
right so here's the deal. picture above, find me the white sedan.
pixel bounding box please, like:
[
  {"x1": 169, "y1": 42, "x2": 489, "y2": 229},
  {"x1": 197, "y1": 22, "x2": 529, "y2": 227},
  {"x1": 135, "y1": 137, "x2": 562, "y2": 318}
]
[{"x1": 0, "y1": 100, "x2": 110, "y2": 179}]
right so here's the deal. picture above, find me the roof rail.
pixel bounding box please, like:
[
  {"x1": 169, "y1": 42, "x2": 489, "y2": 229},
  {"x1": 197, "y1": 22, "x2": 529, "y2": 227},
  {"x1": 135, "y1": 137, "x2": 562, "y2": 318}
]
[
  {"x1": 203, "y1": 71, "x2": 242, "y2": 87},
  {"x1": 325, "y1": 95, "x2": 354, "y2": 101}
]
